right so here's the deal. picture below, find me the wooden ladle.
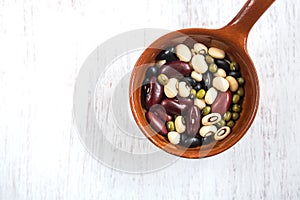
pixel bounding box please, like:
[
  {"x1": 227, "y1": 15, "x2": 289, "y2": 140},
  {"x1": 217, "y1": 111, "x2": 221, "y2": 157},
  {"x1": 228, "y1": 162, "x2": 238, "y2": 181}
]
[{"x1": 129, "y1": 0, "x2": 275, "y2": 158}]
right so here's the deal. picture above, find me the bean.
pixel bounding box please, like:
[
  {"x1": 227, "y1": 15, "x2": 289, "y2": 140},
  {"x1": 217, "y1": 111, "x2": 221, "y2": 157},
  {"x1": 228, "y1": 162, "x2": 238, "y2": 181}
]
[
  {"x1": 230, "y1": 62, "x2": 239, "y2": 71},
  {"x1": 191, "y1": 54, "x2": 208, "y2": 73},
  {"x1": 202, "y1": 106, "x2": 211, "y2": 116},
  {"x1": 214, "y1": 126, "x2": 231, "y2": 141},
  {"x1": 159, "y1": 61, "x2": 192, "y2": 78},
  {"x1": 228, "y1": 71, "x2": 241, "y2": 79},
  {"x1": 224, "y1": 111, "x2": 232, "y2": 121},
  {"x1": 232, "y1": 104, "x2": 241, "y2": 112},
  {"x1": 157, "y1": 74, "x2": 169, "y2": 85},
  {"x1": 216, "y1": 119, "x2": 226, "y2": 128},
  {"x1": 145, "y1": 66, "x2": 159, "y2": 78},
  {"x1": 199, "y1": 125, "x2": 217, "y2": 137},
  {"x1": 215, "y1": 59, "x2": 230, "y2": 75},
  {"x1": 141, "y1": 79, "x2": 149, "y2": 108},
  {"x1": 232, "y1": 112, "x2": 239, "y2": 121},
  {"x1": 182, "y1": 76, "x2": 197, "y2": 87},
  {"x1": 149, "y1": 104, "x2": 172, "y2": 122},
  {"x1": 191, "y1": 71, "x2": 202, "y2": 82},
  {"x1": 203, "y1": 72, "x2": 213, "y2": 88},
  {"x1": 205, "y1": 55, "x2": 214, "y2": 64},
  {"x1": 226, "y1": 76, "x2": 239, "y2": 92},
  {"x1": 190, "y1": 89, "x2": 196, "y2": 98},
  {"x1": 208, "y1": 47, "x2": 225, "y2": 59},
  {"x1": 181, "y1": 134, "x2": 202, "y2": 148},
  {"x1": 194, "y1": 82, "x2": 205, "y2": 91},
  {"x1": 168, "y1": 131, "x2": 181, "y2": 145},
  {"x1": 146, "y1": 112, "x2": 168, "y2": 135},
  {"x1": 212, "y1": 77, "x2": 229, "y2": 92},
  {"x1": 161, "y1": 99, "x2": 188, "y2": 116},
  {"x1": 175, "y1": 116, "x2": 186, "y2": 133},
  {"x1": 155, "y1": 47, "x2": 179, "y2": 62},
  {"x1": 178, "y1": 81, "x2": 191, "y2": 98},
  {"x1": 186, "y1": 105, "x2": 201, "y2": 137},
  {"x1": 176, "y1": 96, "x2": 194, "y2": 106},
  {"x1": 237, "y1": 77, "x2": 245, "y2": 86},
  {"x1": 214, "y1": 68, "x2": 226, "y2": 78},
  {"x1": 201, "y1": 134, "x2": 215, "y2": 145},
  {"x1": 156, "y1": 60, "x2": 166, "y2": 67},
  {"x1": 211, "y1": 90, "x2": 232, "y2": 115},
  {"x1": 202, "y1": 113, "x2": 221, "y2": 125},
  {"x1": 145, "y1": 77, "x2": 163, "y2": 110},
  {"x1": 194, "y1": 43, "x2": 208, "y2": 54},
  {"x1": 194, "y1": 98, "x2": 206, "y2": 110},
  {"x1": 205, "y1": 87, "x2": 217, "y2": 105},
  {"x1": 164, "y1": 78, "x2": 178, "y2": 98},
  {"x1": 166, "y1": 121, "x2": 175, "y2": 132},
  {"x1": 232, "y1": 94, "x2": 240, "y2": 104},
  {"x1": 196, "y1": 89, "x2": 206, "y2": 99},
  {"x1": 237, "y1": 87, "x2": 244, "y2": 96},
  {"x1": 227, "y1": 120, "x2": 235, "y2": 128},
  {"x1": 175, "y1": 44, "x2": 192, "y2": 62},
  {"x1": 209, "y1": 63, "x2": 218, "y2": 73}
]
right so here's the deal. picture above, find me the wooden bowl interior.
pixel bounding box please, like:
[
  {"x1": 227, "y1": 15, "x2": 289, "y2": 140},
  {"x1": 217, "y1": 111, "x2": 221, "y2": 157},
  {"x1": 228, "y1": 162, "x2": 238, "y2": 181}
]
[{"x1": 129, "y1": 28, "x2": 259, "y2": 158}]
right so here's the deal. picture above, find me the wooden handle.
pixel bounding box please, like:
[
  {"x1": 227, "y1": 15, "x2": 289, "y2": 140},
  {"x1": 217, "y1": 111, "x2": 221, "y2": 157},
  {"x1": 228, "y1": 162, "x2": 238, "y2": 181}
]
[{"x1": 221, "y1": 0, "x2": 275, "y2": 48}]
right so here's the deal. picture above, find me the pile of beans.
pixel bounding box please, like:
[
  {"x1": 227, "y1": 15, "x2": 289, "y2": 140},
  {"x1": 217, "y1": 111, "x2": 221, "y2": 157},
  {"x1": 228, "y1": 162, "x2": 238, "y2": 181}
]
[{"x1": 141, "y1": 42, "x2": 245, "y2": 148}]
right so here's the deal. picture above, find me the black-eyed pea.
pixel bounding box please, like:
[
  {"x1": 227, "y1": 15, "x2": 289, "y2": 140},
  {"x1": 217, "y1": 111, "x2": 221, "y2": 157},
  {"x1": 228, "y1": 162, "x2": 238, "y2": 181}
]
[
  {"x1": 199, "y1": 125, "x2": 217, "y2": 137},
  {"x1": 214, "y1": 126, "x2": 231, "y2": 141},
  {"x1": 202, "y1": 113, "x2": 222, "y2": 125}
]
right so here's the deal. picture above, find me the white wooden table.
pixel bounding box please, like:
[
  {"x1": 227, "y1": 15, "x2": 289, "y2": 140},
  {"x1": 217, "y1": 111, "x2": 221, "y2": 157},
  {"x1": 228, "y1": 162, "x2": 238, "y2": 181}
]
[{"x1": 1, "y1": 0, "x2": 299, "y2": 199}]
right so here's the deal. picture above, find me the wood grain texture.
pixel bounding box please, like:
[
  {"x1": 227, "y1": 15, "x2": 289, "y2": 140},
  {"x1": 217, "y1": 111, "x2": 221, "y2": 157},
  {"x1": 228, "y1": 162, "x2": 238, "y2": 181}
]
[{"x1": 0, "y1": 0, "x2": 299, "y2": 199}]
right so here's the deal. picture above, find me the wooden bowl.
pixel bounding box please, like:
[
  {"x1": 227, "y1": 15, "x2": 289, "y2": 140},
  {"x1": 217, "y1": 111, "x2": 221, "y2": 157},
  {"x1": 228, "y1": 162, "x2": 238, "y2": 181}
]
[{"x1": 129, "y1": 0, "x2": 275, "y2": 158}]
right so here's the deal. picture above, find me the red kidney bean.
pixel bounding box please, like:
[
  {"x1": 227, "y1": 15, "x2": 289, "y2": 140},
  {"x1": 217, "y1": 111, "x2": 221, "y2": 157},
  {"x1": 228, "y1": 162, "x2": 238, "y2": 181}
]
[
  {"x1": 175, "y1": 96, "x2": 193, "y2": 106},
  {"x1": 149, "y1": 104, "x2": 172, "y2": 122},
  {"x1": 146, "y1": 112, "x2": 168, "y2": 135},
  {"x1": 186, "y1": 105, "x2": 201, "y2": 137},
  {"x1": 211, "y1": 90, "x2": 232, "y2": 115},
  {"x1": 145, "y1": 77, "x2": 163, "y2": 110},
  {"x1": 161, "y1": 99, "x2": 188, "y2": 116},
  {"x1": 159, "y1": 61, "x2": 192, "y2": 78}
]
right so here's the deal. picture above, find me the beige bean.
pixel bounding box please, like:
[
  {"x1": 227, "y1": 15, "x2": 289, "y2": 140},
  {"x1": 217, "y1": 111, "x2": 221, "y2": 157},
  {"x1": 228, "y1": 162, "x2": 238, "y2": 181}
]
[
  {"x1": 191, "y1": 71, "x2": 202, "y2": 82},
  {"x1": 175, "y1": 44, "x2": 192, "y2": 62},
  {"x1": 168, "y1": 131, "x2": 181, "y2": 145},
  {"x1": 208, "y1": 47, "x2": 225, "y2": 59},
  {"x1": 191, "y1": 54, "x2": 208, "y2": 74},
  {"x1": 175, "y1": 116, "x2": 186, "y2": 133},
  {"x1": 226, "y1": 76, "x2": 239, "y2": 92}
]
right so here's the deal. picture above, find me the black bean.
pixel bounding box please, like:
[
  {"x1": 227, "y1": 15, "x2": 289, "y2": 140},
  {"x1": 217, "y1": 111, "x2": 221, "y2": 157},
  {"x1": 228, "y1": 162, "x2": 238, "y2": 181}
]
[
  {"x1": 182, "y1": 76, "x2": 197, "y2": 87},
  {"x1": 181, "y1": 133, "x2": 202, "y2": 148},
  {"x1": 215, "y1": 59, "x2": 230, "y2": 75},
  {"x1": 201, "y1": 135, "x2": 215, "y2": 145},
  {"x1": 155, "y1": 47, "x2": 179, "y2": 62},
  {"x1": 228, "y1": 71, "x2": 241, "y2": 79},
  {"x1": 203, "y1": 72, "x2": 213, "y2": 88},
  {"x1": 145, "y1": 66, "x2": 159, "y2": 78}
]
